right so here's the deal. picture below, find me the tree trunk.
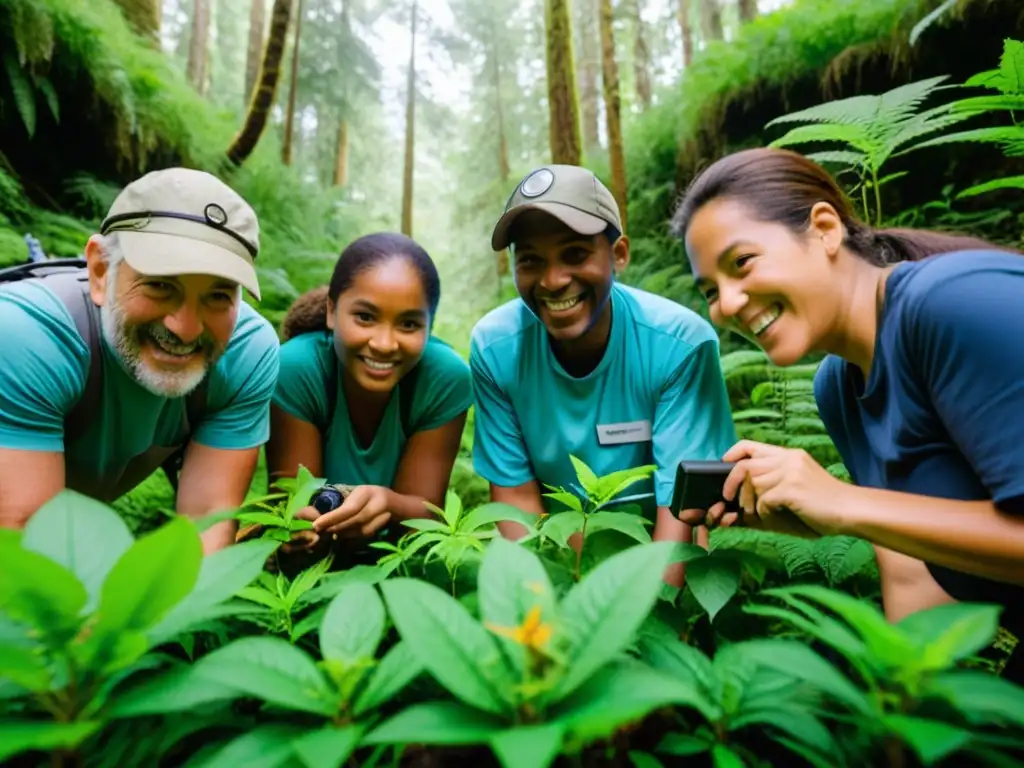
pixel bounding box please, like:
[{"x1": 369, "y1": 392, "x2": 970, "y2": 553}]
[
  {"x1": 678, "y1": 0, "x2": 693, "y2": 66},
  {"x1": 738, "y1": 0, "x2": 757, "y2": 23},
  {"x1": 544, "y1": 0, "x2": 582, "y2": 165},
  {"x1": 700, "y1": 0, "x2": 723, "y2": 42},
  {"x1": 632, "y1": 0, "x2": 651, "y2": 110},
  {"x1": 401, "y1": 0, "x2": 417, "y2": 237},
  {"x1": 112, "y1": 0, "x2": 160, "y2": 43},
  {"x1": 186, "y1": 0, "x2": 211, "y2": 94},
  {"x1": 282, "y1": 0, "x2": 303, "y2": 166},
  {"x1": 226, "y1": 0, "x2": 292, "y2": 166},
  {"x1": 598, "y1": 0, "x2": 627, "y2": 231},
  {"x1": 245, "y1": 0, "x2": 266, "y2": 105},
  {"x1": 576, "y1": 0, "x2": 600, "y2": 153},
  {"x1": 333, "y1": 118, "x2": 349, "y2": 187}
]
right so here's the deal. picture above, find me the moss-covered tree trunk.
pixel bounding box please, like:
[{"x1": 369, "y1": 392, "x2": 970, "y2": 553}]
[
  {"x1": 333, "y1": 118, "x2": 349, "y2": 187},
  {"x1": 544, "y1": 0, "x2": 582, "y2": 165},
  {"x1": 575, "y1": 0, "x2": 600, "y2": 154},
  {"x1": 226, "y1": 0, "x2": 292, "y2": 166},
  {"x1": 678, "y1": 0, "x2": 693, "y2": 66},
  {"x1": 599, "y1": 0, "x2": 627, "y2": 230},
  {"x1": 738, "y1": 0, "x2": 757, "y2": 23},
  {"x1": 186, "y1": 0, "x2": 211, "y2": 94},
  {"x1": 700, "y1": 0, "x2": 723, "y2": 42},
  {"x1": 281, "y1": 0, "x2": 303, "y2": 166},
  {"x1": 112, "y1": 0, "x2": 160, "y2": 43},
  {"x1": 245, "y1": 0, "x2": 266, "y2": 104},
  {"x1": 401, "y1": 0, "x2": 417, "y2": 237},
  {"x1": 632, "y1": 0, "x2": 651, "y2": 110}
]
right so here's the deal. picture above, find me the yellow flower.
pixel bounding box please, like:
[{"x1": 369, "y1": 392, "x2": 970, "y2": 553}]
[{"x1": 487, "y1": 605, "x2": 552, "y2": 651}]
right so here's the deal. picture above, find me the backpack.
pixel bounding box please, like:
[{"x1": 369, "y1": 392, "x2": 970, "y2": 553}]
[{"x1": 0, "y1": 256, "x2": 208, "y2": 494}]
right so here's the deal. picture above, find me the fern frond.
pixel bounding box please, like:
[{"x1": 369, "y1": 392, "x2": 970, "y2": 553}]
[
  {"x1": 906, "y1": 126, "x2": 1024, "y2": 156},
  {"x1": 731, "y1": 408, "x2": 784, "y2": 423},
  {"x1": 804, "y1": 150, "x2": 869, "y2": 168},
  {"x1": 770, "y1": 123, "x2": 873, "y2": 157},
  {"x1": 956, "y1": 176, "x2": 1024, "y2": 199},
  {"x1": 997, "y1": 38, "x2": 1024, "y2": 95},
  {"x1": 949, "y1": 95, "x2": 1024, "y2": 114}
]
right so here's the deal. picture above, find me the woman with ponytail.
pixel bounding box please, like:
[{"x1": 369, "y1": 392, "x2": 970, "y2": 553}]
[
  {"x1": 673, "y1": 147, "x2": 1024, "y2": 680},
  {"x1": 266, "y1": 233, "x2": 472, "y2": 558}
]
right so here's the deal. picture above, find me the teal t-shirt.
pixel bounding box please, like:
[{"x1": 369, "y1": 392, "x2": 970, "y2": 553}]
[
  {"x1": 272, "y1": 331, "x2": 473, "y2": 487},
  {"x1": 469, "y1": 282, "x2": 737, "y2": 517},
  {"x1": 0, "y1": 279, "x2": 281, "y2": 501}
]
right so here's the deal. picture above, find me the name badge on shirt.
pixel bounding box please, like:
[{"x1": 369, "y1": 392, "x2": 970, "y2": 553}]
[{"x1": 596, "y1": 420, "x2": 652, "y2": 445}]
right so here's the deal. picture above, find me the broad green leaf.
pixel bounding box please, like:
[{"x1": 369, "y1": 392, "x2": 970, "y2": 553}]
[
  {"x1": 461, "y1": 502, "x2": 541, "y2": 531},
  {"x1": 0, "y1": 644, "x2": 50, "y2": 692},
  {"x1": 381, "y1": 578, "x2": 514, "y2": 716},
  {"x1": 885, "y1": 715, "x2": 971, "y2": 764},
  {"x1": 730, "y1": 639, "x2": 869, "y2": 715},
  {"x1": 897, "y1": 602, "x2": 1001, "y2": 669},
  {"x1": 236, "y1": 511, "x2": 288, "y2": 528},
  {"x1": 285, "y1": 556, "x2": 334, "y2": 607},
  {"x1": 686, "y1": 556, "x2": 741, "y2": 621},
  {"x1": 593, "y1": 465, "x2": 656, "y2": 504},
  {"x1": 320, "y1": 582, "x2": 385, "y2": 665},
  {"x1": 352, "y1": 640, "x2": 424, "y2": 717},
  {"x1": 292, "y1": 725, "x2": 363, "y2": 768},
  {"x1": 362, "y1": 701, "x2": 506, "y2": 745},
  {"x1": 401, "y1": 518, "x2": 450, "y2": 532},
  {"x1": 542, "y1": 491, "x2": 584, "y2": 514},
  {"x1": 729, "y1": 707, "x2": 836, "y2": 757},
  {"x1": 0, "y1": 721, "x2": 101, "y2": 763},
  {"x1": 0, "y1": 537, "x2": 86, "y2": 646},
  {"x1": 89, "y1": 516, "x2": 202, "y2": 646},
  {"x1": 554, "y1": 661, "x2": 711, "y2": 742},
  {"x1": 584, "y1": 511, "x2": 652, "y2": 544},
  {"x1": 638, "y1": 636, "x2": 716, "y2": 695},
  {"x1": 105, "y1": 663, "x2": 244, "y2": 718},
  {"x1": 628, "y1": 752, "x2": 665, "y2": 768},
  {"x1": 23, "y1": 490, "x2": 133, "y2": 612},
  {"x1": 191, "y1": 723, "x2": 307, "y2": 768},
  {"x1": 551, "y1": 542, "x2": 676, "y2": 703},
  {"x1": 193, "y1": 636, "x2": 335, "y2": 716},
  {"x1": 478, "y1": 538, "x2": 556, "y2": 675},
  {"x1": 441, "y1": 489, "x2": 464, "y2": 528},
  {"x1": 711, "y1": 744, "x2": 746, "y2": 768},
  {"x1": 296, "y1": 564, "x2": 385, "y2": 608},
  {"x1": 925, "y1": 670, "x2": 1024, "y2": 729},
  {"x1": 539, "y1": 510, "x2": 585, "y2": 548},
  {"x1": 490, "y1": 723, "x2": 564, "y2": 768},
  {"x1": 149, "y1": 539, "x2": 280, "y2": 644},
  {"x1": 657, "y1": 733, "x2": 712, "y2": 755},
  {"x1": 569, "y1": 455, "x2": 600, "y2": 498},
  {"x1": 238, "y1": 586, "x2": 285, "y2": 610}
]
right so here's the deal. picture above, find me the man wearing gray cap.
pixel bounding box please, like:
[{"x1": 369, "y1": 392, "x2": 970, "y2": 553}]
[
  {"x1": 470, "y1": 164, "x2": 736, "y2": 585},
  {"x1": 0, "y1": 167, "x2": 279, "y2": 553}
]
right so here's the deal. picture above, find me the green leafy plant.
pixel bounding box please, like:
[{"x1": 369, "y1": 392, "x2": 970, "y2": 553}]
[{"x1": 234, "y1": 465, "x2": 323, "y2": 543}]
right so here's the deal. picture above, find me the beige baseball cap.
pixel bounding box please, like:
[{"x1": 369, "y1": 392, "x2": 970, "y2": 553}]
[
  {"x1": 491, "y1": 164, "x2": 622, "y2": 251},
  {"x1": 99, "y1": 167, "x2": 262, "y2": 301}
]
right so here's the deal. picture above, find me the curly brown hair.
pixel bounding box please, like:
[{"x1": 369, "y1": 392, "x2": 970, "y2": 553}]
[{"x1": 280, "y1": 285, "x2": 330, "y2": 341}]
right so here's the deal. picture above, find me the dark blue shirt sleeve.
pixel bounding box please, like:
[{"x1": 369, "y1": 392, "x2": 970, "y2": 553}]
[{"x1": 903, "y1": 265, "x2": 1024, "y2": 514}]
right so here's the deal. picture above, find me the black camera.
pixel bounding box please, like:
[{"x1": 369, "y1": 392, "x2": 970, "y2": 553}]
[{"x1": 309, "y1": 485, "x2": 345, "y2": 514}]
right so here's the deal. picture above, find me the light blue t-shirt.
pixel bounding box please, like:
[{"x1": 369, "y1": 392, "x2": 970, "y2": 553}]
[
  {"x1": 0, "y1": 279, "x2": 281, "y2": 501},
  {"x1": 470, "y1": 282, "x2": 737, "y2": 517},
  {"x1": 272, "y1": 331, "x2": 473, "y2": 488}
]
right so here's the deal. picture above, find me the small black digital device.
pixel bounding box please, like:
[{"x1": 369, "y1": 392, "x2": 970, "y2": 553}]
[
  {"x1": 309, "y1": 486, "x2": 345, "y2": 515},
  {"x1": 669, "y1": 460, "x2": 742, "y2": 517}
]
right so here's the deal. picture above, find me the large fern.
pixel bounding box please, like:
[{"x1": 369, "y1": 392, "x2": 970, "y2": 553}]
[{"x1": 764, "y1": 75, "x2": 977, "y2": 224}]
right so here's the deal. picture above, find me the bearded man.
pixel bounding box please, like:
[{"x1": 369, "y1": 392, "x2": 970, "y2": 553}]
[{"x1": 0, "y1": 168, "x2": 280, "y2": 553}]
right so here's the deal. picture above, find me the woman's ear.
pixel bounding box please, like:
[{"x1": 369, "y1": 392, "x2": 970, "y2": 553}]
[
  {"x1": 325, "y1": 297, "x2": 336, "y2": 330},
  {"x1": 808, "y1": 202, "x2": 844, "y2": 258}
]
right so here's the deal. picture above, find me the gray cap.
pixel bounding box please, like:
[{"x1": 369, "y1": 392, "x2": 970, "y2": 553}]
[
  {"x1": 491, "y1": 164, "x2": 622, "y2": 251},
  {"x1": 99, "y1": 167, "x2": 262, "y2": 300}
]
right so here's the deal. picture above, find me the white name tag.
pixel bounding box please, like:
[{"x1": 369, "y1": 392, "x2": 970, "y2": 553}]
[{"x1": 596, "y1": 420, "x2": 652, "y2": 445}]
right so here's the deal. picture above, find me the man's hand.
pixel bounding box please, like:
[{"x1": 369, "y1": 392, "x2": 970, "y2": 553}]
[{"x1": 312, "y1": 485, "x2": 393, "y2": 540}]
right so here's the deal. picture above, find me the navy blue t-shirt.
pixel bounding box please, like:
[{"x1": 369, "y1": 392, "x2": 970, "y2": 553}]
[{"x1": 814, "y1": 249, "x2": 1024, "y2": 633}]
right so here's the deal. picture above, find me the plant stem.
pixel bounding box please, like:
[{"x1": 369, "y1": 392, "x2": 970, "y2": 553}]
[
  {"x1": 574, "y1": 514, "x2": 589, "y2": 581},
  {"x1": 872, "y1": 168, "x2": 883, "y2": 226}
]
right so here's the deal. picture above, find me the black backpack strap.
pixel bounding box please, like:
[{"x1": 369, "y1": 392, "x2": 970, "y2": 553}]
[
  {"x1": 162, "y1": 377, "x2": 210, "y2": 494},
  {"x1": 42, "y1": 271, "x2": 103, "y2": 448}
]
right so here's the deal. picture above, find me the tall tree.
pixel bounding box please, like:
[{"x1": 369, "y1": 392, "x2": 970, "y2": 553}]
[
  {"x1": 678, "y1": 0, "x2": 693, "y2": 66},
  {"x1": 700, "y1": 0, "x2": 723, "y2": 41},
  {"x1": 598, "y1": 0, "x2": 626, "y2": 229},
  {"x1": 282, "y1": 0, "x2": 304, "y2": 165},
  {"x1": 226, "y1": 0, "x2": 292, "y2": 165},
  {"x1": 575, "y1": 0, "x2": 600, "y2": 154},
  {"x1": 738, "y1": 0, "x2": 757, "y2": 23},
  {"x1": 632, "y1": 0, "x2": 651, "y2": 110},
  {"x1": 245, "y1": 0, "x2": 265, "y2": 105},
  {"x1": 544, "y1": 0, "x2": 582, "y2": 165},
  {"x1": 401, "y1": 0, "x2": 418, "y2": 237},
  {"x1": 186, "y1": 0, "x2": 211, "y2": 93},
  {"x1": 112, "y1": 0, "x2": 161, "y2": 42}
]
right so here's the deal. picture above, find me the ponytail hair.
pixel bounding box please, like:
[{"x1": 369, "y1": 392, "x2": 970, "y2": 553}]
[
  {"x1": 281, "y1": 285, "x2": 330, "y2": 342},
  {"x1": 670, "y1": 147, "x2": 1021, "y2": 264}
]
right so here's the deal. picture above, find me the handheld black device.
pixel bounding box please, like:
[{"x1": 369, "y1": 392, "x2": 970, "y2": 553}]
[
  {"x1": 669, "y1": 460, "x2": 742, "y2": 518},
  {"x1": 309, "y1": 486, "x2": 345, "y2": 514}
]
